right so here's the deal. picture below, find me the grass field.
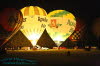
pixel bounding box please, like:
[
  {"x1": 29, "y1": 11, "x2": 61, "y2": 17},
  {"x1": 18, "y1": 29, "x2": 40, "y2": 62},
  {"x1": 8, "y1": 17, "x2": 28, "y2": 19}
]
[{"x1": 0, "y1": 49, "x2": 100, "y2": 66}]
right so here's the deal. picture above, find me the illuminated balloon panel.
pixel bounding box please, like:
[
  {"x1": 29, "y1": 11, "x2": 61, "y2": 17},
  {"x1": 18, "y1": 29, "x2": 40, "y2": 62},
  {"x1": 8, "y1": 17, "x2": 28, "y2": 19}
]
[
  {"x1": 0, "y1": 8, "x2": 23, "y2": 47},
  {"x1": 20, "y1": 6, "x2": 47, "y2": 46},
  {"x1": 46, "y1": 10, "x2": 76, "y2": 47}
]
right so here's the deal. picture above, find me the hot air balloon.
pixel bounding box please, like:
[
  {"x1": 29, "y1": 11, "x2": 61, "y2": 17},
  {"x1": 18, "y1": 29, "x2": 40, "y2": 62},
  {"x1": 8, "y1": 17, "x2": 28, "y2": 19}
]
[
  {"x1": 69, "y1": 18, "x2": 86, "y2": 41},
  {"x1": 92, "y1": 18, "x2": 100, "y2": 48},
  {"x1": 46, "y1": 10, "x2": 76, "y2": 48},
  {"x1": 20, "y1": 6, "x2": 47, "y2": 46},
  {"x1": 0, "y1": 8, "x2": 23, "y2": 47},
  {"x1": 92, "y1": 18, "x2": 100, "y2": 37}
]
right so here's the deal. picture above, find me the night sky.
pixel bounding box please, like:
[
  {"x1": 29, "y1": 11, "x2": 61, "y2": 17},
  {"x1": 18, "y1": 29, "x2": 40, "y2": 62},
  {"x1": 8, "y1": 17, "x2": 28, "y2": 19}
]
[{"x1": 0, "y1": 0, "x2": 99, "y2": 17}]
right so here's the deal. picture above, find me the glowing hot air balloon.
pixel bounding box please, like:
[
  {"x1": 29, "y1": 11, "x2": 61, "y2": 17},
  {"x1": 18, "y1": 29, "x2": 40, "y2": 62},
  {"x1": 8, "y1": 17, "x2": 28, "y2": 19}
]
[
  {"x1": 20, "y1": 6, "x2": 47, "y2": 46},
  {"x1": 46, "y1": 10, "x2": 76, "y2": 47},
  {"x1": 0, "y1": 8, "x2": 23, "y2": 47}
]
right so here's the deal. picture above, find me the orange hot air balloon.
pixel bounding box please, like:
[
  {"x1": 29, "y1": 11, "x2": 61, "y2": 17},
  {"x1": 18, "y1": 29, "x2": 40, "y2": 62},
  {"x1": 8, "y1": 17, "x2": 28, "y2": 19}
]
[{"x1": 0, "y1": 8, "x2": 23, "y2": 47}]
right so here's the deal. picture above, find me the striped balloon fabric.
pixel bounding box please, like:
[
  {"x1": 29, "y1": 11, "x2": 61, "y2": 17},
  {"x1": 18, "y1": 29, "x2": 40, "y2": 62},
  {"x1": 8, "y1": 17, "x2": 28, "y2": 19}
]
[{"x1": 21, "y1": 6, "x2": 47, "y2": 16}]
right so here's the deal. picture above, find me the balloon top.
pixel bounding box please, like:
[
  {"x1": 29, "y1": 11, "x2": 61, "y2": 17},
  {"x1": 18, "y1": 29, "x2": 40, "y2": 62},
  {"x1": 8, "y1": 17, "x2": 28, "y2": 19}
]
[
  {"x1": 21, "y1": 6, "x2": 47, "y2": 16},
  {"x1": 47, "y1": 10, "x2": 75, "y2": 20}
]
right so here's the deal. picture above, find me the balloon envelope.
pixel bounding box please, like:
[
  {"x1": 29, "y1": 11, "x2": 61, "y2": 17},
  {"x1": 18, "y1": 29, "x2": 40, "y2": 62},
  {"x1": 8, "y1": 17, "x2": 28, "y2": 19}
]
[
  {"x1": 20, "y1": 6, "x2": 47, "y2": 46},
  {"x1": 0, "y1": 8, "x2": 23, "y2": 47},
  {"x1": 46, "y1": 10, "x2": 76, "y2": 47},
  {"x1": 69, "y1": 18, "x2": 85, "y2": 41},
  {"x1": 92, "y1": 18, "x2": 100, "y2": 37}
]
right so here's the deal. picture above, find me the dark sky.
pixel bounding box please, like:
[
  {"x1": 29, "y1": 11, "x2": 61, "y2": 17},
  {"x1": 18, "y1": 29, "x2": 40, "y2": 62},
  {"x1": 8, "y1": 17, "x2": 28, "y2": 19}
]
[{"x1": 0, "y1": 0, "x2": 100, "y2": 23}]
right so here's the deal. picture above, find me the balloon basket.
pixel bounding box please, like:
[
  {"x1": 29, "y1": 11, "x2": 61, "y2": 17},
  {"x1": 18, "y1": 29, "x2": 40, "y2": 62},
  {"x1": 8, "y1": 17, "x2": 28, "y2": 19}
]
[
  {"x1": 32, "y1": 46, "x2": 37, "y2": 50},
  {"x1": 32, "y1": 48, "x2": 37, "y2": 50},
  {"x1": 58, "y1": 47, "x2": 60, "y2": 50}
]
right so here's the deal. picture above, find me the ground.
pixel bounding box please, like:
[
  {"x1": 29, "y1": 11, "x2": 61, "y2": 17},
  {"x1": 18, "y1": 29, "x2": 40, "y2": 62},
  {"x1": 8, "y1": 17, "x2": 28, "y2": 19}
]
[{"x1": 0, "y1": 49, "x2": 100, "y2": 66}]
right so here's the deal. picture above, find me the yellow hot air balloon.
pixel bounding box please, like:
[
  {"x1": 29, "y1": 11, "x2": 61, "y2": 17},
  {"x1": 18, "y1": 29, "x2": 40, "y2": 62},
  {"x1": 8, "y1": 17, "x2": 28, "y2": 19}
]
[
  {"x1": 20, "y1": 6, "x2": 47, "y2": 46},
  {"x1": 46, "y1": 10, "x2": 76, "y2": 47}
]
